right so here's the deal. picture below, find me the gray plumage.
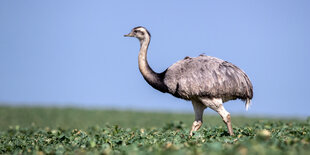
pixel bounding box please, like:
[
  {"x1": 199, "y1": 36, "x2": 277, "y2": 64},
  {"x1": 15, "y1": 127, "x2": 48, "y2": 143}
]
[
  {"x1": 125, "y1": 26, "x2": 253, "y2": 136},
  {"x1": 163, "y1": 55, "x2": 253, "y2": 102}
]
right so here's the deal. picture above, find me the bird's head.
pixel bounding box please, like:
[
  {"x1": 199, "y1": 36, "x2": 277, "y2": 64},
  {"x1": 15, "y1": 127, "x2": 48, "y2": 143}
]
[{"x1": 124, "y1": 26, "x2": 151, "y2": 41}]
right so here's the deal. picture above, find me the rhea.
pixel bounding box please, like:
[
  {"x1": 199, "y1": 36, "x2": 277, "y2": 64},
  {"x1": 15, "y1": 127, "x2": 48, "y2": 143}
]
[{"x1": 124, "y1": 26, "x2": 253, "y2": 136}]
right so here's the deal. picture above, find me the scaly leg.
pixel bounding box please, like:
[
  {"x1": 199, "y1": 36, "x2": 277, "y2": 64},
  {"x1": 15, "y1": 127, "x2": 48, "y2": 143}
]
[
  {"x1": 190, "y1": 99, "x2": 206, "y2": 136},
  {"x1": 200, "y1": 98, "x2": 234, "y2": 136}
]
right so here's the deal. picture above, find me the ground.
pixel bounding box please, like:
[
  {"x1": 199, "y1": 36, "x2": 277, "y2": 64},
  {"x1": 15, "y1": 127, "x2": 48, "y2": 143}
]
[{"x1": 0, "y1": 106, "x2": 309, "y2": 154}]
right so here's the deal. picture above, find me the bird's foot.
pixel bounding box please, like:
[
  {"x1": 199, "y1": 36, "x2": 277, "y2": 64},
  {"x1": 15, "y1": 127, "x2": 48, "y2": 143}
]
[{"x1": 189, "y1": 121, "x2": 202, "y2": 137}]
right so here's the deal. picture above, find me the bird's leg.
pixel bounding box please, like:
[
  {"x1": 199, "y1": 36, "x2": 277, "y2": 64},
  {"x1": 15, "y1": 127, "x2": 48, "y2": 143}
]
[
  {"x1": 225, "y1": 114, "x2": 234, "y2": 136},
  {"x1": 215, "y1": 105, "x2": 234, "y2": 136},
  {"x1": 190, "y1": 100, "x2": 206, "y2": 136},
  {"x1": 200, "y1": 98, "x2": 234, "y2": 136}
]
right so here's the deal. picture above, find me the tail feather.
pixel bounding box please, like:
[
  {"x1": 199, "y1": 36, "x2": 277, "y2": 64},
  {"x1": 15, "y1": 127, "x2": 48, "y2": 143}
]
[{"x1": 245, "y1": 98, "x2": 251, "y2": 111}]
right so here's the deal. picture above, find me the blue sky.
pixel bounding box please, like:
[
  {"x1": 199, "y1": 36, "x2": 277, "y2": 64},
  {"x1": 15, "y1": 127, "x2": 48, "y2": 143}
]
[{"x1": 0, "y1": 0, "x2": 309, "y2": 117}]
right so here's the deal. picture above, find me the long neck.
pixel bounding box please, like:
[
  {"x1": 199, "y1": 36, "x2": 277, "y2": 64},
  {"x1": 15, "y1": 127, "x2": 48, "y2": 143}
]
[{"x1": 138, "y1": 37, "x2": 167, "y2": 93}]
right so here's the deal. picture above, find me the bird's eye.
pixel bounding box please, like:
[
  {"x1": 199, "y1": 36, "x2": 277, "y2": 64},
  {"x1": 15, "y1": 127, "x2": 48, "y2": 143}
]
[{"x1": 134, "y1": 30, "x2": 138, "y2": 33}]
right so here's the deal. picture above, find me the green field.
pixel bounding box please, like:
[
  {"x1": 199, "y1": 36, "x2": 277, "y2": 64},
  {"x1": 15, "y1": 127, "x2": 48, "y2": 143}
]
[{"x1": 0, "y1": 106, "x2": 309, "y2": 154}]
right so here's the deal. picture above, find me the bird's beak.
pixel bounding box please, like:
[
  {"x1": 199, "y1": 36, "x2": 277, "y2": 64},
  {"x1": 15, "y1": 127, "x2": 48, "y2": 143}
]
[{"x1": 124, "y1": 32, "x2": 133, "y2": 37}]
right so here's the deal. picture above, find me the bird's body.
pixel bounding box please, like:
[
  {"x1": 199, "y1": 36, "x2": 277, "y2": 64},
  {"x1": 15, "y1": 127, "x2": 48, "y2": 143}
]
[
  {"x1": 163, "y1": 55, "x2": 253, "y2": 102},
  {"x1": 125, "y1": 26, "x2": 253, "y2": 136}
]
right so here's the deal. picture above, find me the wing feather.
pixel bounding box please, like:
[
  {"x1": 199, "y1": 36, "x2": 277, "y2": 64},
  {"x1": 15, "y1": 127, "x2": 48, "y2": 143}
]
[{"x1": 163, "y1": 55, "x2": 253, "y2": 100}]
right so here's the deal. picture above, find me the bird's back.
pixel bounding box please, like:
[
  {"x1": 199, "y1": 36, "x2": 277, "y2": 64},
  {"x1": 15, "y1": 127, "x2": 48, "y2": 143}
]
[{"x1": 163, "y1": 55, "x2": 253, "y2": 101}]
